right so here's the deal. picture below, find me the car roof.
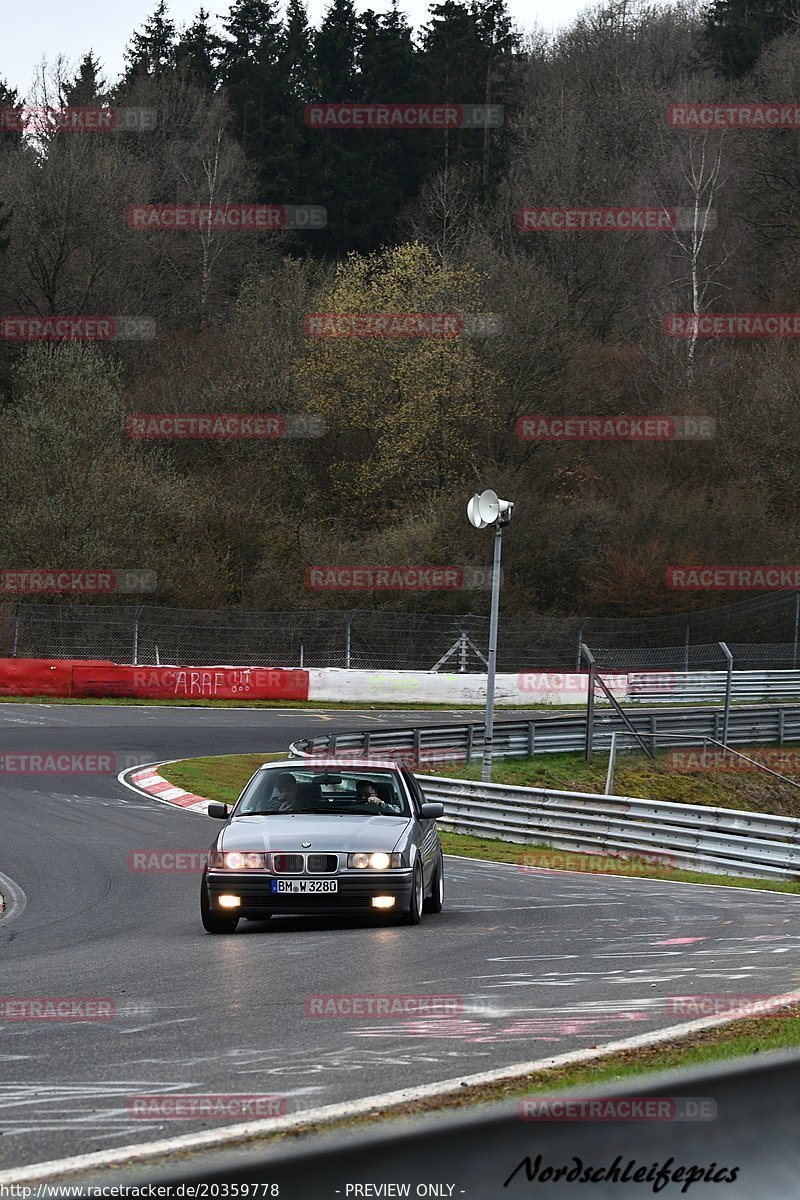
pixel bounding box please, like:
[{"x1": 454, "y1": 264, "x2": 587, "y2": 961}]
[{"x1": 257, "y1": 759, "x2": 405, "y2": 772}]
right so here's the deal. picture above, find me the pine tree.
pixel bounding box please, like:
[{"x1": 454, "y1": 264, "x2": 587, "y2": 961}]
[
  {"x1": 703, "y1": 0, "x2": 796, "y2": 80},
  {"x1": 314, "y1": 0, "x2": 358, "y2": 100},
  {"x1": 124, "y1": 1, "x2": 177, "y2": 80},
  {"x1": 281, "y1": 0, "x2": 316, "y2": 104},
  {"x1": 219, "y1": 0, "x2": 283, "y2": 139},
  {"x1": 0, "y1": 80, "x2": 23, "y2": 149},
  {"x1": 175, "y1": 8, "x2": 223, "y2": 92},
  {"x1": 62, "y1": 53, "x2": 107, "y2": 106}
]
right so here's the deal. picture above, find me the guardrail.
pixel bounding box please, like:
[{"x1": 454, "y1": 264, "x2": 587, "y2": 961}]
[
  {"x1": 628, "y1": 670, "x2": 800, "y2": 703},
  {"x1": 289, "y1": 702, "x2": 800, "y2": 763},
  {"x1": 415, "y1": 775, "x2": 800, "y2": 879}
]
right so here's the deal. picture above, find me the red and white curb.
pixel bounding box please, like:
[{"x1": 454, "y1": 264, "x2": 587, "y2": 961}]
[{"x1": 123, "y1": 762, "x2": 211, "y2": 813}]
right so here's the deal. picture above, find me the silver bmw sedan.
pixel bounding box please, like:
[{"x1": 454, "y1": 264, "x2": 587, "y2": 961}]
[{"x1": 200, "y1": 759, "x2": 445, "y2": 932}]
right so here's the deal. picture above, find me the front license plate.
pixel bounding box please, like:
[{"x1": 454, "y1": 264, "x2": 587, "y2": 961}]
[{"x1": 271, "y1": 879, "x2": 338, "y2": 894}]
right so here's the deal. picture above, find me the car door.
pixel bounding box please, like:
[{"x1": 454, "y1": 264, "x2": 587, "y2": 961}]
[{"x1": 401, "y1": 766, "x2": 439, "y2": 888}]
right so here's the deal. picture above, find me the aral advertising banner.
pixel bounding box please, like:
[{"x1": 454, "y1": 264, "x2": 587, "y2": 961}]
[{"x1": 71, "y1": 665, "x2": 309, "y2": 701}]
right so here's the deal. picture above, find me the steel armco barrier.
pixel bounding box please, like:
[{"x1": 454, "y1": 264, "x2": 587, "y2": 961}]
[
  {"x1": 628, "y1": 670, "x2": 800, "y2": 703},
  {"x1": 414, "y1": 775, "x2": 800, "y2": 879},
  {"x1": 289, "y1": 704, "x2": 800, "y2": 879},
  {"x1": 289, "y1": 702, "x2": 800, "y2": 763}
]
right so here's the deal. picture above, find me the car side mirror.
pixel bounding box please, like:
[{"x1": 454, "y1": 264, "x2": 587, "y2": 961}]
[
  {"x1": 207, "y1": 802, "x2": 230, "y2": 819},
  {"x1": 420, "y1": 802, "x2": 444, "y2": 819}
]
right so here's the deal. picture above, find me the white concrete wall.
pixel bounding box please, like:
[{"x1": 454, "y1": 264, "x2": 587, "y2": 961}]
[{"x1": 307, "y1": 668, "x2": 629, "y2": 705}]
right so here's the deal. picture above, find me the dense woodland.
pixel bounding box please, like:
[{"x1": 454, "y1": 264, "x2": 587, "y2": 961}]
[{"x1": 0, "y1": 0, "x2": 798, "y2": 616}]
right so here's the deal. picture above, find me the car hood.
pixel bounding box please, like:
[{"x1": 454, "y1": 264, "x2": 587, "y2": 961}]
[{"x1": 220, "y1": 813, "x2": 410, "y2": 853}]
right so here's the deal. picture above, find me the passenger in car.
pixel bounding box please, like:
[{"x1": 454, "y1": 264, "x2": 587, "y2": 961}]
[{"x1": 355, "y1": 779, "x2": 401, "y2": 813}]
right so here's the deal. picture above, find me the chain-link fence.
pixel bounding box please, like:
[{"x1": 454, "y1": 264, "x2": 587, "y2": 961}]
[{"x1": 2, "y1": 591, "x2": 800, "y2": 671}]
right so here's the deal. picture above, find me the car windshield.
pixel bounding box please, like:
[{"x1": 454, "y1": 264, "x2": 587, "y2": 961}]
[{"x1": 234, "y1": 768, "x2": 410, "y2": 817}]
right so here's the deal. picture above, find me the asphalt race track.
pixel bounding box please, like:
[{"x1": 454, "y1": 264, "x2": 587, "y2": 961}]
[{"x1": 2, "y1": 701, "x2": 800, "y2": 1176}]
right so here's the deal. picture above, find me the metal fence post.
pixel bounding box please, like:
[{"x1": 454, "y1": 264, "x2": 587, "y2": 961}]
[
  {"x1": 345, "y1": 611, "x2": 356, "y2": 669},
  {"x1": 793, "y1": 593, "x2": 799, "y2": 669},
  {"x1": 684, "y1": 620, "x2": 690, "y2": 672},
  {"x1": 11, "y1": 601, "x2": 20, "y2": 658},
  {"x1": 132, "y1": 604, "x2": 143, "y2": 666},
  {"x1": 581, "y1": 643, "x2": 596, "y2": 763},
  {"x1": 576, "y1": 625, "x2": 584, "y2": 672},
  {"x1": 719, "y1": 641, "x2": 733, "y2": 747}
]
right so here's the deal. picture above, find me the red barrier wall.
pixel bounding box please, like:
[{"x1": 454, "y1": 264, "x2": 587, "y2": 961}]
[
  {"x1": 0, "y1": 659, "x2": 309, "y2": 701},
  {"x1": 72, "y1": 664, "x2": 309, "y2": 701},
  {"x1": 0, "y1": 658, "x2": 115, "y2": 697}
]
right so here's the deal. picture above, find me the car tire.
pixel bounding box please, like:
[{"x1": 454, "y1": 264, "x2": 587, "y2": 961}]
[
  {"x1": 423, "y1": 850, "x2": 444, "y2": 913},
  {"x1": 200, "y1": 882, "x2": 239, "y2": 934},
  {"x1": 401, "y1": 862, "x2": 424, "y2": 925}
]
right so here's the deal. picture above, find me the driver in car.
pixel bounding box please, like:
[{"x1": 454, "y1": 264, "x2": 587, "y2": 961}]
[
  {"x1": 355, "y1": 779, "x2": 401, "y2": 813},
  {"x1": 272, "y1": 772, "x2": 301, "y2": 812}
]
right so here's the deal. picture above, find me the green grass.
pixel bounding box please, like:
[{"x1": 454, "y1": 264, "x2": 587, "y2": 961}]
[{"x1": 162, "y1": 753, "x2": 283, "y2": 804}]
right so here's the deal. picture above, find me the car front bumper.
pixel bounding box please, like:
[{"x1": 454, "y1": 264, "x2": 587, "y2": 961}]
[{"x1": 205, "y1": 869, "x2": 414, "y2": 915}]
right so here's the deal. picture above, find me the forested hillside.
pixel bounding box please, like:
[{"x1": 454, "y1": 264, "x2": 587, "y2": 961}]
[{"x1": 0, "y1": 0, "x2": 797, "y2": 615}]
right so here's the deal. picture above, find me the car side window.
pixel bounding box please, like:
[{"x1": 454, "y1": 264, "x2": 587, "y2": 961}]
[{"x1": 401, "y1": 766, "x2": 424, "y2": 814}]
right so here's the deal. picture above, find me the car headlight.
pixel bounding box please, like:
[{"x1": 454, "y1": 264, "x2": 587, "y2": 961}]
[
  {"x1": 208, "y1": 850, "x2": 269, "y2": 870},
  {"x1": 348, "y1": 852, "x2": 402, "y2": 869}
]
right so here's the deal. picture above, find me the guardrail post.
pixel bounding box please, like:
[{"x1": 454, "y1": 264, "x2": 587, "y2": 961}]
[
  {"x1": 605, "y1": 732, "x2": 617, "y2": 794},
  {"x1": 364, "y1": 730, "x2": 372, "y2": 755},
  {"x1": 527, "y1": 721, "x2": 536, "y2": 757},
  {"x1": 413, "y1": 725, "x2": 421, "y2": 764},
  {"x1": 650, "y1": 713, "x2": 657, "y2": 755},
  {"x1": 466, "y1": 723, "x2": 474, "y2": 763},
  {"x1": 779, "y1": 708, "x2": 785, "y2": 747}
]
